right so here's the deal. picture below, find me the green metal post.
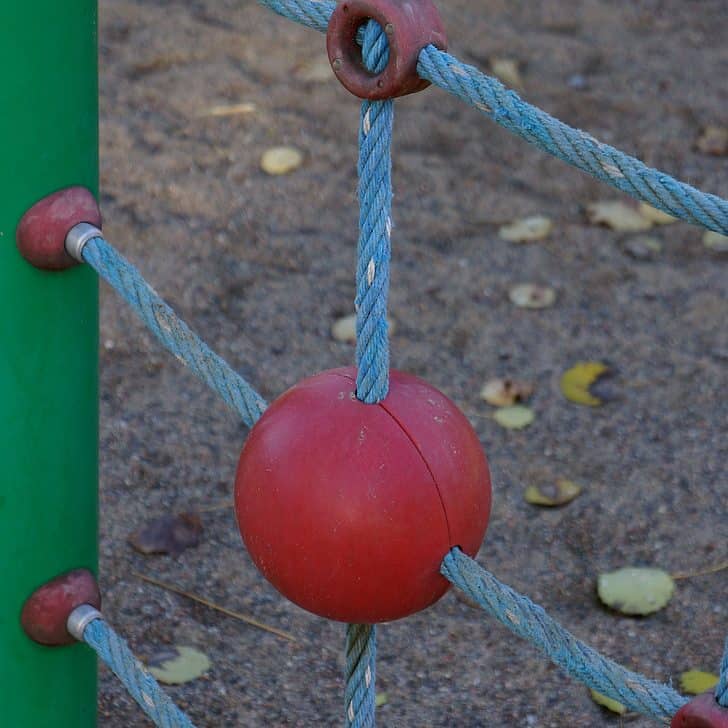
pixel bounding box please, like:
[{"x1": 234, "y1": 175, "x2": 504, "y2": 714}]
[{"x1": 0, "y1": 2, "x2": 99, "y2": 726}]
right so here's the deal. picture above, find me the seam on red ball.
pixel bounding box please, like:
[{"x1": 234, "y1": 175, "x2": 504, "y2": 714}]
[
  {"x1": 326, "y1": 368, "x2": 454, "y2": 546},
  {"x1": 377, "y1": 402, "x2": 454, "y2": 546}
]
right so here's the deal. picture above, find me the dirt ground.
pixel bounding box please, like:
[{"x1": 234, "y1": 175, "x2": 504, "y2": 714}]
[{"x1": 96, "y1": 1, "x2": 726, "y2": 726}]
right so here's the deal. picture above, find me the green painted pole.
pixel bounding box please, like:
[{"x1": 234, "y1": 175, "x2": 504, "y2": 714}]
[{"x1": 0, "y1": 2, "x2": 99, "y2": 726}]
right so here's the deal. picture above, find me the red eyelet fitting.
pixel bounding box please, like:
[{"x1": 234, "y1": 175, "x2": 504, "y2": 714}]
[
  {"x1": 326, "y1": 0, "x2": 447, "y2": 100},
  {"x1": 21, "y1": 569, "x2": 101, "y2": 646},
  {"x1": 16, "y1": 186, "x2": 102, "y2": 270},
  {"x1": 672, "y1": 692, "x2": 728, "y2": 728}
]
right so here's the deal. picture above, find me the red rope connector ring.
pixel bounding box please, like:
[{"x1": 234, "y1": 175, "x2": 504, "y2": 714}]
[{"x1": 326, "y1": 0, "x2": 447, "y2": 100}]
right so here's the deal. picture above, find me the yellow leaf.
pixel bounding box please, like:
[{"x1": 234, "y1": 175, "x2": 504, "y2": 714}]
[
  {"x1": 147, "y1": 646, "x2": 210, "y2": 685},
  {"x1": 493, "y1": 405, "x2": 534, "y2": 429},
  {"x1": 560, "y1": 362, "x2": 610, "y2": 407},
  {"x1": 375, "y1": 692, "x2": 389, "y2": 707},
  {"x1": 680, "y1": 670, "x2": 718, "y2": 695},
  {"x1": 498, "y1": 215, "x2": 552, "y2": 243},
  {"x1": 524, "y1": 479, "x2": 582, "y2": 507},
  {"x1": 638, "y1": 202, "x2": 677, "y2": 226},
  {"x1": 590, "y1": 689, "x2": 627, "y2": 715},
  {"x1": 597, "y1": 567, "x2": 675, "y2": 616},
  {"x1": 261, "y1": 146, "x2": 303, "y2": 175},
  {"x1": 586, "y1": 201, "x2": 653, "y2": 232}
]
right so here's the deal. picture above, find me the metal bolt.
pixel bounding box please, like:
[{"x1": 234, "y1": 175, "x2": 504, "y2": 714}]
[
  {"x1": 332, "y1": 58, "x2": 343, "y2": 71},
  {"x1": 384, "y1": 23, "x2": 394, "y2": 35}
]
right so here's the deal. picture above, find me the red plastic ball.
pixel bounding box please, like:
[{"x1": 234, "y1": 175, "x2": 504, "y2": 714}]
[
  {"x1": 234, "y1": 367, "x2": 491, "y2": 623},
  {"x1": 672, "y1": 693, "x2": 728, "y2": 728}
]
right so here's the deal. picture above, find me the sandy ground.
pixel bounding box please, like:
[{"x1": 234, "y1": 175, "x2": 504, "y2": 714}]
[{"x1": 96, "y1": 1, "x2": 726, "y2": 725}]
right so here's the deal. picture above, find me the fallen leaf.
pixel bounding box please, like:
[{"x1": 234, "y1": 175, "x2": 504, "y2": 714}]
[
  {"x1": 560, "y1": 362, "x2": 612, "y2": 407},
  {"x1": 524, "y1": 479, "x2": 582, "y2": 507},
  {"x1": 597, "y1": 567, "x2": 675, "y2": 616},
  {"x1": 331, "y1": 314, "x2": 396, "y2": 343},
  {"x1": 493, "y1": 405, "x2": 535, "y2": 429},
  {"x1": 638, "y1": 202, "x2": 677, "y2": 226},
  {"x1": 590, "y1": 689, "x2": 627, "y2": 715},
  {"x1": 480, "y1": 378, "x2": 534, "y2": 407},
  {"x1": 695, "y1": 126, "x2": 728, "y2": 156},
  {"x1": 201, "y1": 102, "x2": 257, "y2": 118},
  {"x1": 375, "y1": 693, "x2": 389, "y2": 707},
  {"x1": 703, "y1": 231, "x2": 728, "y2": 252},
  {"x1": 128, "y1": 512, "x2": 203, "y2": 556},
  {"x1": 147, "y1": 646, "x2": 210, "y2": 685},
  {"x1": 261, "y1": 146, "x2": 303, "y2": 175},
  {"x1": 508, "y1": 283, "x2": 556, "y2": 309},
  {"x1": 622, "y1": 236, "x2": 662, "y2": 261},
  {"x1": 491, "y1": 58, "x2": 524, "y2": 89},
  {"x1": 293, "y1": 56, "x2": 333, "y2": 82},
  {"x1": 498, "y1": 215, "x2": 552, "y2": 243},
  {"x1": 586, "y1": 201, "x2": 653, "y2": 232},
  {"x1": 680, "y1": 670, "x2": 719, "y2": 695}
]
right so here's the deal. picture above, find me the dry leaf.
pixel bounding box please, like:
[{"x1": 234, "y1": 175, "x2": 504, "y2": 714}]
[
  {"x1": 147, "y1": 646, "x2": 210, "y2": 685},
  {"x1": 695, "y1": 126, "x2": 728, "y2": 156},
  {"x1": 680, "y1": 670, "x2": 719, "y2": 695},
  {"x1": 491, "y1": 58, "x2": 523, "y2": 89},
  {"x1": 261, "y1": 146, "x2": 303, "y2": 175},
  {"x1": 638, "y1": 202, "x2": 677, "y2": 226},
  {"x1": 703, "y1": 231, "x2": 728, "y2": 252},
  {"x1": 331, "y1": 314, "x2": 395, "y2": 343},
  {"x1": 597, "y1": 567, "x2": 675, "y2": 615},
  {"x1": 375, "y1": 693, "x2": 389, "y2": 707},
  {"x1": 560, "y1": 362, "x2": 613, "y2": 407},
  {"x1": 524, "y1": 479, "x2": 582, "y2": 507},
  {"x1": 586, "y1": 201, "x2": 653, "y2": 232},
  {"x1": 498, "y1": 215, "x2": 552, "y2": 243},
  {"x1": 201, "y1": 102, "x2": 257, "y2": 118},
  {"x1": 493, "y1": 405, "x2": 534, "y2": 429},
  {"x1": 480, "y1": 378, "x2": 534, "y2": 407},
  {"x1": 128, "y1": 512, "x2": 203, "y2": 556},
  {"x1": 509, "y1": 283, "x2": 556, "y2": 309},
  {"x1": 590, "y1": 689, "x2": 627, "y2": 715}
]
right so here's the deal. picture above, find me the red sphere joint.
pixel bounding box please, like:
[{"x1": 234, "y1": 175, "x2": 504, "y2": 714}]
[
  {"x1": 21, "y1": 568, "x2": 101, "y2": 646},
  {"x1": 16, "y1": 186, "x2": 101, "y2": 270},
  {"x1": 672, "y1": 692, "x2": 728, "y2": 728},
  {"x1": 326, "y1": 0, "x2": 447, "y2": 100},
  {"x1": 235, "y1": 367, "x2": 491, "y2": 623}
]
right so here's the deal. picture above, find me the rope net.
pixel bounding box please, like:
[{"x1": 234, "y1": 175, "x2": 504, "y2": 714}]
[{"x1": 59, "y1": 1, "x2": 728, "y2": 725}]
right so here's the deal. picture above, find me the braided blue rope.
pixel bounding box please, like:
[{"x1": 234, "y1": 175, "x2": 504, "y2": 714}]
[
  {"x1": 717, "y1": 637, "x2": 728, "y2": 707},
  {"x1": 416, "y1": 46, "x2": 728, "y2": 235},
  {"x1": 345, "y1": 624, "x2": 377, "y2": 728},
  {"x1": 257, "y1": 0, "x2": 728, "y2": 236},
  {"x1": 442, "y1": 548, "x2": 687, "y2": 722},
  {"x1": 81, "y1": 617, "x2": 195, "y2": 727},
  {"x1": 81, "y1": 237, "x2": 267, "y2": 428},
  {"x1": 355, "y1": 20, "x2": 393, "y2": 403}
]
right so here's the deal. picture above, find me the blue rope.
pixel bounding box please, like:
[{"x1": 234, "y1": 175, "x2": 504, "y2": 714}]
[
  {"x1": 355, "y1": 20, "x2": 393, "y2": 404},
  {"x1": 717, "y1": 637, "x2": 728, "y2": 707},
  {"x1": 442, "y1": 548, "x2": 688, "y2": 722},
  {"x1": 256, "y1": 0, "x2": 728, "y2": 236},
  {"x1": 81, "y1": 237, "x2": 267, "y2": 428},
  {"x1": 416, "y1": 46, "x2": 728, "y2": 235},
  {"x1": 82, "y1": 617, "x2": 195, "y2": 727},
  {"x1": 345, "y1": 624, "x2": 377, "y2": 728}
]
